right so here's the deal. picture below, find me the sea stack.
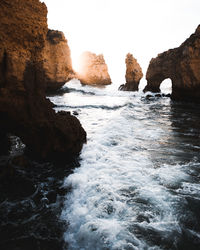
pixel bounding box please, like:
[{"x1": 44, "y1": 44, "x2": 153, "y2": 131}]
[
  {"x1": 0, "y1": 0, "x2": 86, "y2": 160},
  {"x1": 43, "y1": 29, "x2": 75, "y2": 92},
  {"x1": 77, "y1": 51, "x2": 111, "y2": 86},
  {"x1": 144, "y1": 25, "x2": 200, "y2": 103},
  {"x1": 119, "y1": 53, "x2": 143, "y2": 91}
]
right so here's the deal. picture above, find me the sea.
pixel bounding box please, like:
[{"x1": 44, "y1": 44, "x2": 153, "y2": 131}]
[
  {"x1": 1, "y1": 79, "x2": 200, "y2": 250},
  {"x1": 51, "y1": 79, "x2": 200, "y2": 250}
]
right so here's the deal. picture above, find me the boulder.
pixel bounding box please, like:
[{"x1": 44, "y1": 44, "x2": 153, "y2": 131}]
[
  {"x1": 77, "y1": 51, "x2": 111, "y2": 86},
  {"x1": 119, "y1": 53, "x2": 143, "y2": 91},
  {"x1": 0, "y1": 0, "x2": 86, "y2": 160},
  {"x1": 144, "y1": 25, "x2": 200, "y2": 102},
  {"x1": 43, "y1": 29, "x2": 75, "y2": 92}
]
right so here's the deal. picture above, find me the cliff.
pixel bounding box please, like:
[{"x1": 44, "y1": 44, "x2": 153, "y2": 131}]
[
  {"x1": 119, "y1": 53, "x2": 143, "y2": 91},
  {"x1": 0, "y1": 0, "x2": 86, "y2": 160},
  {"x1": 43, "y1": 29, "x2": 75, "y2": 92},
  {"x1": 144, "y1": 25, "x2": 200, "y2": 102},
  {"x1": 77, "y1": 51, "x2": 111, "y2": 86}
]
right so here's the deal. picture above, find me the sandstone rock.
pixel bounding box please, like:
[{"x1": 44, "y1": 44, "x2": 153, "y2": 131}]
[
  {"x1": 144, "y1": 25, "x2": 200, "y2": 102},
  {"x1": 0, "y1": 0, "x2": 86, "y2": 160},
  {"x1": 77, "y1": 51, "x2": 111, "y2": 86},
  {"x1": 43, "y1": 29, "x2": 75, "y2": 92},
  {"x1": 119, "y1": 53, "x2": 143, "y2": 91}
]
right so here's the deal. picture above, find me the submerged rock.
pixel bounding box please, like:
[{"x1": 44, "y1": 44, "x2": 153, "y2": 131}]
[
  {"x1": 0, "y1": 0, "x2": 86, "y2": 160},
  {"x1": 119, "y1": 53, "x2": 143, "y2": 91},
  {"x1": 144, "y1": 25, "x2": 200, "y2": 102},
  {"x1": 43, "y1": 29, "x2": 75, "y2": 92},
  {"x1": 77, "y1": 51, "x2": 111, "y2": 86}
]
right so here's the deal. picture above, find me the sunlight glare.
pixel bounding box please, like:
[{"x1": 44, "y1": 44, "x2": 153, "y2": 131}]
[{"x1": 43, "y1": 0, "x2": 200, "y2": 84}]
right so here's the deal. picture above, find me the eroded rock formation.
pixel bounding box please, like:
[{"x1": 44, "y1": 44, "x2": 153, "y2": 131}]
[
  {"x1": 77, "y1": 51, "x2": 111, "y2": 85},
  {"x1": 0, "y1": 0, "x2": 86, "y2": 160},
  {"x1": 43, "y1": 29, "x2": 75, "y2": 92},
  {"x1": 119, "y1": 53, "x2": 143, "y2": 91},
  {"x1": 144, "y1": 25, "x2": 200, "y2": 102}
]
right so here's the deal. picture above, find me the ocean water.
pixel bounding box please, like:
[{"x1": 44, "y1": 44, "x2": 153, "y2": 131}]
[{"x1": 51, "y1": 79, "x2": 200, "y2": 250}]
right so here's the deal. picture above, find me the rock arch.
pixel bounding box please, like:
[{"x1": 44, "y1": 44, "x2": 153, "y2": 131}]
[{"x1": 144, "y1": 25, "x2": 200, "y2": 102}]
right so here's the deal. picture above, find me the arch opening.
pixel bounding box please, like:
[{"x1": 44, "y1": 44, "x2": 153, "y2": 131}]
[{"x1": 160, "y1": 78, "x2": 172, "y2": 94}]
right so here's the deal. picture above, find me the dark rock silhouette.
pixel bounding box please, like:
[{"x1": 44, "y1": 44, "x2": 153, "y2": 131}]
[
  {"x1": 77, "y1": 51, "x2": 111, "y2": 86},
  {"x1": 144, "y1": 25, "x2": 200, "y2": 103},
  {"x1": 119, "y1": 53, "x2": 143, "y2": 91},
  {"x1": 0, "y1": 0, "x2": 86, "y2": 160}
]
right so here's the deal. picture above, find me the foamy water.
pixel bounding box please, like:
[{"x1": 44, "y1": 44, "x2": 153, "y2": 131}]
[{"x1": 50, "y1": 79, "x2": 200, "y2": 249}]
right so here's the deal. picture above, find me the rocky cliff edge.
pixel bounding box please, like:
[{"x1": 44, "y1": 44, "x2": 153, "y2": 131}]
[{"x1": 0, "y1": 0, "x2": 86, "y2": 160}]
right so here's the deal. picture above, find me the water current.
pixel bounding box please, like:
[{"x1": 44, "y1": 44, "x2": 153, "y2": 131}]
[{"x1": 50, "y1": 79, "x2": 200, "y2": 250}]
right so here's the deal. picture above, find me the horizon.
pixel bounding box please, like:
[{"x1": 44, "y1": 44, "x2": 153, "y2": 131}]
[{"x1": 43, "y1": 0, "x2": 200, "y2": 84}]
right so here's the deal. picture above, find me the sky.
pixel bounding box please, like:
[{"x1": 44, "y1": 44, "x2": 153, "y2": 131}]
[{"x1": 43, "y1": 0, "x2": 200, "y2": 83}]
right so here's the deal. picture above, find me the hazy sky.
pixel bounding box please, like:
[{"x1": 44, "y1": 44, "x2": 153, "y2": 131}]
[{"x1": 43, "y1": 0, "x2": 200, "y2": 83}]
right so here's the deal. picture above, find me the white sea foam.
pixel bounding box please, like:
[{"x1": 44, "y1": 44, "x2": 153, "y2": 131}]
[{"x1": 54, "y1": 80, "x2": 200, "y2": 249}]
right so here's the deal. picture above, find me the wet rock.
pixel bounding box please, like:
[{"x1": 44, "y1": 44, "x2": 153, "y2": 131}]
[
  {"x1": 0, "y1": 156, "x2": 74, "y2": 250},
  {"x1": 144, "y1": 25, "x2": 200, "y2": 103},
  {"x1": 0, "y1": 157, "x2": 35, "y2": 200},
  {"x1": 73, "y1": 111, "x2": 79, "y2": 116},
  {"x1": 77, "y1": 51, "x2": 111, "y2": 86},
  {"x1": 119, "y1": 53, "x2": 143, "y2": 91},
  {"x1": 143, "y1": 93, "x2": 171, "y2": 100},
  {"x1": 0, "y1": 156, "x2": 14, "y2": 180},
  {"x1": 0, "y1": 133, "x2": 10, "y2": 156},
  {"x1": 162, "y1": 93, "x2": 171, "y2": 98},
  {"x1": 0, "y1": 0, "x2": 86, "y2": 160},
  {"x1": 145, "y1": 94, "x2": 153, "y2": 100}
]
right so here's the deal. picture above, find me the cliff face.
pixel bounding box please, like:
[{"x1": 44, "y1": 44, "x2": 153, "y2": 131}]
[
  {"x1": 78, "y1": 51, "x2": 111, "y2": 86},
  {"x1": 119, "y1": 53, "x2": 143, "y2": 91},
  {"x1": 0, "y1": 0, "x2": 86, "y2": 160},
  {"x1": 43, "y1": 30, "x2": 75, "y2": 92},
  {"x1": 144, "y1": 25, "x2": 200, "y2": 102}
]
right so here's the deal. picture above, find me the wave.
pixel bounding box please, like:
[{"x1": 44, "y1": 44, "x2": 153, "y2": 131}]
[
  {"x1": 60, "y1": 79, "x2": 140, "y2": 97},
  {"x1": 55, "y1": 103, "x2": 128, "y2": 111},
  {"x1": 59, "y1": 84, "x2": 200, "y2": 249}
]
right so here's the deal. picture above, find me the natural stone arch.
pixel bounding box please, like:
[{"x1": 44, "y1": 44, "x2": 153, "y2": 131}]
[
  {"x1": 144, "y1": 54, "x2": 174, "y2": 93},
  {"x1": 144, "y1": 25, "x2": 200, "y2": 102}
]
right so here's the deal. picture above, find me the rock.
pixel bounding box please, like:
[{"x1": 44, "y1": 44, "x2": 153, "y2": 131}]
[
  {"x1": 77, "y1": 51, "x2": 111, "y2": 86},
  {"x1": 73, "y1": 111, "x2": 79, "y2": 116},
  {"x1": 119, "y1": 53, "x2": 143, "y2": 91},
  {"x1": 43, "y1": 29, "x2": 76, "y2": 92},
  {"x1": 144, "y1": 25, "x2": 200, "y2": 102},
  {"x1": 0, "y1": 0, "x2": 86, "y2": 160}
]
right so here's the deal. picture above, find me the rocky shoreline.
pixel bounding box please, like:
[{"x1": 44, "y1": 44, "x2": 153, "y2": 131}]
[
  {"x1": 1, "y1": 0, "x2": 200, "y2": 249},
  {"x1": 0, "y1": 0, "x2": 86, "y2": 161},
  {"x1": 0, "y1": 144, "x2": 76, "y2": 250}
]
